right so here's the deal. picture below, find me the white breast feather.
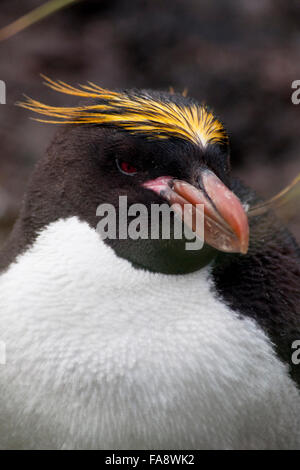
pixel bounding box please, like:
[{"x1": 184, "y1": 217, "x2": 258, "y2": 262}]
[{"x1": 0, "y1": 217, "x2": 299, "y2": 449}]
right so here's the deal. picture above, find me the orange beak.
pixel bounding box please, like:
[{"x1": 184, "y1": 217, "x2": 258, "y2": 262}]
[{"x1": 143, "y1": 170, "x2": 249, "y2": 254}]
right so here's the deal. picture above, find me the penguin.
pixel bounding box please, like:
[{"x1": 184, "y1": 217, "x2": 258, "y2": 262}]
[{"x1": 0, "y1": 77, "x2": 299, "y2": 450}]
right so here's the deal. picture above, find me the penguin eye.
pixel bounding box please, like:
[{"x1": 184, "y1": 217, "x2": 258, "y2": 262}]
[{"x1": 116, "y1": 159, "x2": 138, "y2": 175}]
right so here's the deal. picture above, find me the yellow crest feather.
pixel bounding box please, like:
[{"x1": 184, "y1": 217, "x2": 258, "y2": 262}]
[{"x1": 17, "y1": 76, "x2": 228, "y2": 146}]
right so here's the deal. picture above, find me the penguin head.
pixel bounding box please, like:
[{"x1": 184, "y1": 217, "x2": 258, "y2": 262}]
[{"x1": 17, "y1": 80, "x2": 249, "y2": 274}]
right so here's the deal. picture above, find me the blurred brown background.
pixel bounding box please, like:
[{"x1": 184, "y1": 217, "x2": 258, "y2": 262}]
[{"x1": 0, "y1": 0, "x2": 299, "y2": 247}]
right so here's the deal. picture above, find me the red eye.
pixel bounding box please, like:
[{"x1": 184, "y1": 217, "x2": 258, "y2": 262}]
[{"x1": 117, "y1": 159, "x2": 138, "y2": 175}]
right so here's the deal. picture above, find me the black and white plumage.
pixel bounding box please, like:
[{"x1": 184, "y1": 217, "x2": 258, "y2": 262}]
[{"x1": 0, "y1": 82, "x2": 299, "y2": 449}]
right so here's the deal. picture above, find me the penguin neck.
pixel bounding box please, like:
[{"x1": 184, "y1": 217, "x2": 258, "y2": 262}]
[
  {"x1": 104, "y1": 237, "x2": 217, "y2": 275},
  {"x1": 0, "y1": 207, "x2": 217, "y2": 275}
]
